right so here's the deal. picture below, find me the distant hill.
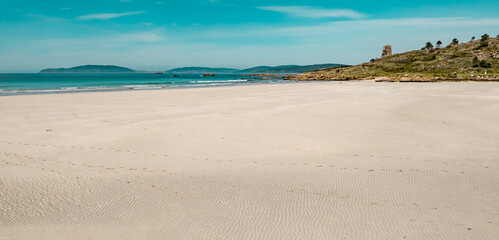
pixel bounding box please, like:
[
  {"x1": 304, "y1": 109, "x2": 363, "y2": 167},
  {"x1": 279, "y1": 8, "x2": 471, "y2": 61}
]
[
  {"x1": 40, "y1": 65, "x2": 136, "y2": 73},
  {"x1": 241, "y1": 64, "x2": 343, "y2": 73},
  {"x1": 40, "y1": 63, "x2": 346, "y2": 74},
  {"x1": 165, "y1": 64, "x2": 344, "y2": 74},
  {"x1": 289, "y1": 36, "x2": 499, "y2": 81},
  {"x1": 165, "y1": 67, "x2": 239, "y2": 74}
]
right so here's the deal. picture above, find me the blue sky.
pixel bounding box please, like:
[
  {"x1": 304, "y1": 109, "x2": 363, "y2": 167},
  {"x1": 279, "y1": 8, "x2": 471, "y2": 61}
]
[{"x1": 0, "y1": 0, "x2": 498, "y2": 72}]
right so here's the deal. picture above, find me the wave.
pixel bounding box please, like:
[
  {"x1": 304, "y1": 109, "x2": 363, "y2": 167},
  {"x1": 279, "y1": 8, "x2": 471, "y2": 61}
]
[
  {"x1": 121, "y1": 85, "x2": 166, "y2": 90},
  {"x1": 189, "y1": 80, "x2": 248, "y2": 84},
  {"x1": 0, "y1": 78, "x2": 284, "y2": 96}
]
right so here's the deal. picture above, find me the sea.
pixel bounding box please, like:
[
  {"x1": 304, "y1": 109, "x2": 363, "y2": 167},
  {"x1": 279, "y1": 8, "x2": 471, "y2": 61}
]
[{"x1": 0, "y1": 73, "x2": 289, "y2": 96}]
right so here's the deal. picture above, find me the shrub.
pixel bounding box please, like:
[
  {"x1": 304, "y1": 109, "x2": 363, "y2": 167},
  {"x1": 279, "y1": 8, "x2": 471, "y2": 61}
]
[
  {"x1": 424, "y1": 42, "x2": 434, "y2": 50},
  {"x1": 436, "y1": 40, "x2": 442, "y2": 48},
  {"x1": 481, "y1": 34, "x2": 490, "y2": 42},
  {"x1": 422, "y1": 54, "x2": 437, "y2": 61},
  {"x1": 451, "y1": 52, "x2": 466, "y2": 59},
  {"x1": 479, "y1": 60, "x2": 492, "y2": 68},
  {"x1": 472, "y1": 56, "x2": 479, "y2": 67}
]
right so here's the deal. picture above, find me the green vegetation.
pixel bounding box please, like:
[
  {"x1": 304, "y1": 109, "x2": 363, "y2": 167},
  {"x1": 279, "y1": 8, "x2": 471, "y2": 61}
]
[
  {"x1": 423, "y1": 42, "x2": 434, "y2": 50},
  {"x1": 436, "y1": 40, "x2": 442, "y2": 49},
  {"x1": 290, "y1": 35, "x2": 498, "y2": 82},
  {"x1": 481, "y1": 34, "x2": 490, "y2": 41}
]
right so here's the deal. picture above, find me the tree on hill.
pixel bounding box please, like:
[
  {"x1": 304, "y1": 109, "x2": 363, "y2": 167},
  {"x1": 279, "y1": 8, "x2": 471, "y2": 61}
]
[
  {"x1": 436, "y1": 40, "x2": 442, "y2": 48},
  {"x1": 450, "y1": 38, "x2": 459, "y2": 46},
  {"x1": 481, "y1": 34, "x2": 490, "y2": 42},
  {"x1": 477, "y1": 34, "x2": 490, "y2": 49},
  {"x1": 424, "y1": 42, "x2": 434, "y2": 50}
]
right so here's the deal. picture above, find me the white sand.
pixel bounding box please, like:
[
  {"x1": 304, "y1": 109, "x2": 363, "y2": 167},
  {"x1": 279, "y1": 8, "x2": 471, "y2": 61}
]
[{"x1": 0, "y1": 81, "x2": 498, "y2": 239}]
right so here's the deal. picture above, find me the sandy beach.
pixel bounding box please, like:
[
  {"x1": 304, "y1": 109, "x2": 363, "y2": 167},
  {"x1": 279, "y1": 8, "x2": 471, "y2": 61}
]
[{"x1": 0, "y1": 81, "x2": 498, "y2": 239}]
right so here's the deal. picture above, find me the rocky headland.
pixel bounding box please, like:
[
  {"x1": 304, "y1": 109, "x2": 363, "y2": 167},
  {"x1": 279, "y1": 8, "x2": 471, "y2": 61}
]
[{"x1": 287, "y1": 35, "x2": 499, "y2": 82}]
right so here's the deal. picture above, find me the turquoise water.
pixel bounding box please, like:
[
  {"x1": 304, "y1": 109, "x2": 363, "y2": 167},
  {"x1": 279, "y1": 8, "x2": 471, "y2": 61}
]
[{"x1": 0, "y1": 73, "x2": 287, "y2": 96}]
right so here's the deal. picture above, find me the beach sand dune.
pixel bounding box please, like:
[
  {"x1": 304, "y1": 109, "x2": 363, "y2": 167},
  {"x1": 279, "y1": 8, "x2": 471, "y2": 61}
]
[{"x1": 1, "y1": 81, "x2": 498, "y2": 239}]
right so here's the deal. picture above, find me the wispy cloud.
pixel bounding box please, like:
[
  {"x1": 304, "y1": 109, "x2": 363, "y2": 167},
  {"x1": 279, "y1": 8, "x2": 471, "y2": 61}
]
[
  {"x1": 76, "y1": 11, "x2": 144, "y2": 20},
  {"x1": 172, "y1": 17, "x2": 499, "y2": 43},
  {"x1": 342, "y1": 17, "x2": 499, "y2": 27},
  {"x1": 246, "y1": 17, "x2": 499, "y2": 39},
  {"x1": 115, "y1": 32, "x2": 162, "y2": 43},
  {"x1": 25, "y1": 13, "x2": 65, "y2": 22},
  {"x1": 258, "y1": 6, "x2": 366, "y2": 19}
]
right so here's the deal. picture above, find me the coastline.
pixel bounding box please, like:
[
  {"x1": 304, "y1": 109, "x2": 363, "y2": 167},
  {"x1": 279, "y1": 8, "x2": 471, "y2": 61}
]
[
  {"x1": 285, "y1": 37, "x2": 498, "y2": 82},
  {"x1": 1, "y1": 81, "x2": 498, "y2": 239},
  {"x1": 0, "y1": 73, "x2": 288, "y2": 97},
  {"x1": 286, "y1": 73, "x2": 499, "y2": 82},
  {"x1": 0, "y1": 80, "x2": 291, "y2": 97}
]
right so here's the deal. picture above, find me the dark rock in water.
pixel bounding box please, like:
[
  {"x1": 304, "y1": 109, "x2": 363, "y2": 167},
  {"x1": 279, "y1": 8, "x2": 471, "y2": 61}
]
[
  {"x1": 166, "y1": 67, "x2": 239, "y2": 74},
  {"x1": 242, "y1": 74, "x2": 283, "y2": 80},
  {"x1": 203, "y1": 73, "x2": 216, "y2": 77},
  {"x1": 382, "y1": 45, "x2": 392, "y2": 58}
]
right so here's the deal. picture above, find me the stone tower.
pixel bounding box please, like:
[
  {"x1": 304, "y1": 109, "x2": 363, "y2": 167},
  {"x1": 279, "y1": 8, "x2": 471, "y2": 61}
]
[{"x1": 382, "y1": 45, "x2": 392, "y2": 58}]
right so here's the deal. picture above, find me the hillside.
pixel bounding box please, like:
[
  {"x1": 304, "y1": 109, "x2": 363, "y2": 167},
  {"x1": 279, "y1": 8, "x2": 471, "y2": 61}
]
[
  {"x1": 241, "y1": 64, "x2": 343, "y2": 73},
  {"x1": 289, "y1": 36, "x2": 499, "y2": 81},
  {"x1": 40, "y1": 65, "x2": 136, "y2": 73}
]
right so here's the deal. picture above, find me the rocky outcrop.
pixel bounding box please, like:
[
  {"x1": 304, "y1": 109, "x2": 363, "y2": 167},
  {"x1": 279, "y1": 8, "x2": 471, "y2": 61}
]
[
  {"x1": 242, "y1": 74, "x2": 284, "y2": 80},
  {"x1": 382, "y1": 45, "x2": 392, "y2": 58}
]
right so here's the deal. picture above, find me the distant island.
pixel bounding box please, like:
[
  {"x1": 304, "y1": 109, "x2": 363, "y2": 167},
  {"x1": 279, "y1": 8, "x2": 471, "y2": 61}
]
[
  {"x1": 165, "y1": 67, "x2": 239, "y2": 74},
  {"x1": 40, "y1": 65, "x2": 136, "y2": 73},
  {"x1": 289, "y1": 34, "x2": 498, "y2": 82},
  {"x1": 241, "y1": 64, "x2": 344, "y2": 73},
  {"x1": 165, "y1": 64, "x2": 344, "y2": 74},
  {"x1": 40, "y1": 63, "x2": 343, "y2": 74}
]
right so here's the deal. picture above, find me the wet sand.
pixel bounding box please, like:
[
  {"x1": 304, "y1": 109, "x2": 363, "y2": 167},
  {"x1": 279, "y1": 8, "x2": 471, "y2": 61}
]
[{"x1": 0, "y1": 81, "x2": 498, "y2": 239}]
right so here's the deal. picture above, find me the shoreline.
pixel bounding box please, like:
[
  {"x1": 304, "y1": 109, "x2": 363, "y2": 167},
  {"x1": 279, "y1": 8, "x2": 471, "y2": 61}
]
[
  {"x1": 286, "y1": 74, "x2": 499, "y2": 82},
  {"x1": 0, "y1": 78, "x2": 290, "y2": 97},
  {"x1": 4, "y1": 76, "x2": 499, "y2": 97}
]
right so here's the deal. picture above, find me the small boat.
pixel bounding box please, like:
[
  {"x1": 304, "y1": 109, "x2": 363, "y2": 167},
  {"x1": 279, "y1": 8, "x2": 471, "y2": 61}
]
[{"x1": 203, "y1": 73, "x2": 216, "y2": 77}]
